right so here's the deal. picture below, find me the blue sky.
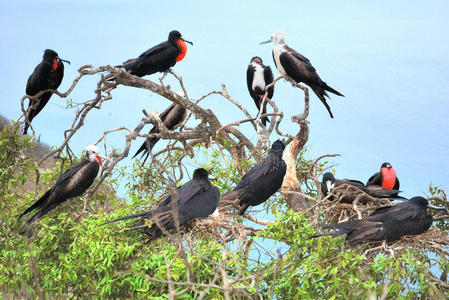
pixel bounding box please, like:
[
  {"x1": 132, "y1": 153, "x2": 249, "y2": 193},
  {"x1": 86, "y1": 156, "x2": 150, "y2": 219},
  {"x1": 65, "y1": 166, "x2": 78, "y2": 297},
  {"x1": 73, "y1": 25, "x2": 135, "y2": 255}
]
[{"x1": 0, "y1": 0, "x2": 448, "y2": 197}]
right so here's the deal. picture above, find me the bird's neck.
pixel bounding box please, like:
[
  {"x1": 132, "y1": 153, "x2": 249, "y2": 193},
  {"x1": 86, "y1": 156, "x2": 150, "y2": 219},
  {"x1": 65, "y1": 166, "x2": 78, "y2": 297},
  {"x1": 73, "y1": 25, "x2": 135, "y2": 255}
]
[
  {"x1": 52, "y1": 58, "x2": 58, "y2": 71},
  {"x1": 175, "y1": 39, "x2": 188, "y2": 62}
]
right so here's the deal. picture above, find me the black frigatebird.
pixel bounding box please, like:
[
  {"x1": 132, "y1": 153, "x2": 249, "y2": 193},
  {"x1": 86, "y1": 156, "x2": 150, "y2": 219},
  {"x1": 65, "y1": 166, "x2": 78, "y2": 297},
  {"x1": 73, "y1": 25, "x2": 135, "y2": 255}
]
[
  {"x1": 246, "y1": 56, "x2": 274, "y2": 126},
  {"x1": 221, "y1": 140, "x2": 287, "y2": 215},
  {"x1": 366, "y1": 162, "x2": 400, "y2": 190},
  {"x1": 259, "y1": 30, "x2": 344, "y2": 118},
  {"x1": 103, "y1": 168, "x2": 220, "y2": 239},
  {"x1": 321, "y1": 172, "x2": 403, "y2": 203},
  {"x1": 133, "y1": 102, "x2": 187, "y2": 164},
  {"x1": 23, "y1": 49, "x2": 70, "y2": 134},
  {"x1": 312, "y1": 196, "x2": 447, "y2": 244},
  {"x1": 18, "y1": 145, "x2": 108, "y2": 224},
  {"x1": 117, "y1": 30, "x2": 193, "y2": 78}
]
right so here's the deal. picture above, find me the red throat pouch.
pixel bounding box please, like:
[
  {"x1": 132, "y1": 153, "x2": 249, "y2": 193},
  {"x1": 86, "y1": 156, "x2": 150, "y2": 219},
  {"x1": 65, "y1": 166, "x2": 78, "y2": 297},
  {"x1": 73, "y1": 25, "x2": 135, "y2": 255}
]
[
  {"x1": 175, "y1": 39, "x2": 187, "y2": 62},
  {"x1": 95, "y1": 155, "x2": 103, "y2": 167},
  {"x1": 52, "y1": 58, "x2": 58, "y2": 70},
  {"x1": 381, "y1": 168, "x2": 396, "y2": 189}
]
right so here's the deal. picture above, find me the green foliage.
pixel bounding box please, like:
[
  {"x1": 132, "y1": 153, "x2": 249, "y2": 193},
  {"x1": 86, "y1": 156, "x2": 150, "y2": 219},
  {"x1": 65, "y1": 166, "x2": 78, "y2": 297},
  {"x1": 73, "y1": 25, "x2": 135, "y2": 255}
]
[{"x1": 0, "y1": 125, "x2": 448, "y2": 298}]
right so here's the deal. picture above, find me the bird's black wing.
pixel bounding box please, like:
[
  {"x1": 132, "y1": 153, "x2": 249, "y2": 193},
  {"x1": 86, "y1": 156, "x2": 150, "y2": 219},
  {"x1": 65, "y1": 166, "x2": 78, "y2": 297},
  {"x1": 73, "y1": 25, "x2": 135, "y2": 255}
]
[
  {"x1": 280, "y1": 47, "x2": 320, "y2": 85},
  {"x1": 264, "y1": 66, "x2": 274, "y2": 100},
  {"x1": 136, "y1": 41, "x2": 171, "y2": 59},
  {"x1": 179, "y1": 185, "x2": 220, "y2": 222},
  {"x1": 366, "y1": 172, "x2": 381, "y2": 186},
  {"x1": 246, "y1": 64, "x2": 257, "y2": 100},
  {"x1": 394, "y1": 177, "x2": 400, "y2": 190},
  {"x1": 26, "y1": 62, "x2": 51, "y2": 96},
  {"x1": 53, "y1": 159, "x2": 91, "y2": 187},
  {"x1": 234, "y1": 156, "x2": 274, "y2": 190}
]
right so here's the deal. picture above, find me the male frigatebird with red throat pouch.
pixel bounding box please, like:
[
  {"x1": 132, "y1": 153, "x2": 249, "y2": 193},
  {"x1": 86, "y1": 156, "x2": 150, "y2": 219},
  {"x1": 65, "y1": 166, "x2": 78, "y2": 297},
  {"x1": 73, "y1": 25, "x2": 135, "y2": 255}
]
[
  {"x1": 366, "y1": 162, "x2": 400, "y2": 190},
  {"x1": 18, "y1": 145, "x2": 109, "y2": 224},
  {"x1": 23, "y1": 49, "x2": 70, "y2": 135},
  {"x1": 247, "y1": 56, "x2": 274, "y2": 126},
  {"x1": 116, "y1": 30, "x2": 193, "y2": 78},
  {"x1": 321, "y1": 172, "x2": 403, "y2": 204},
  {"x1": 259, "y1": 30, "x2": 343, "y2": 118}
]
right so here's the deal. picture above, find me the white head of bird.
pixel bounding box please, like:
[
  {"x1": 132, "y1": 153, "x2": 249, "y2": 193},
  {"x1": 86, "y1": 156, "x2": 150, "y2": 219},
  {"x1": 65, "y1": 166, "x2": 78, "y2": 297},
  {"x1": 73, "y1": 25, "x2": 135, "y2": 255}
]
[
  {"x1": 84, "y1": 144, "x2": 109, "y2": 166},
  {"x1": 259, "y1": 30, "x2": 285, "y2": 46}
]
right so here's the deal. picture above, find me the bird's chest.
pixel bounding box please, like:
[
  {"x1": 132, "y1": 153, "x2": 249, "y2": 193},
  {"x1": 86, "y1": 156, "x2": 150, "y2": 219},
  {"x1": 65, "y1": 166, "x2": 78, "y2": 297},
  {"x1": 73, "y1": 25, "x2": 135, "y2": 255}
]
[
  {"x1": 252, "y1": 65, "x2": 266, "y2": 91},
  {"x1": 273, "y1": 47, "x2": 287, "y2": 76},
  {"x1": 47, "y1": 69, "x2": 60, "y2": 88}
]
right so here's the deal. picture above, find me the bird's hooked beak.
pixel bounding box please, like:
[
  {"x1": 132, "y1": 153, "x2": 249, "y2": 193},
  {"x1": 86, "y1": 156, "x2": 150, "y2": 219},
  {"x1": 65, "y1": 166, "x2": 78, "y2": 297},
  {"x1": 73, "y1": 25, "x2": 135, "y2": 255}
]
[
  {"x1": 98, "y1": 154, "x2": 111, "y2": 161},
  {"x1": 427, "y1": 204, "x2": 448, "y2": 213},
  {"x1": 57, "y1": 56, "x2": 71, "y2": 65},
  {"x1": 259, "y1": 38, "x2": 272, "y2": 46},
  {"x1": 181, "y1": 37, "x2": 193, "y2": 45}
]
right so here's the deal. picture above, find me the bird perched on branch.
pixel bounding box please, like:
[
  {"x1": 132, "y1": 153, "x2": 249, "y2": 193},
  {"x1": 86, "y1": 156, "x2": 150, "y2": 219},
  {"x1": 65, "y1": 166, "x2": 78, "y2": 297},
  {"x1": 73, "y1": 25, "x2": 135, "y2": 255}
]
[
  {"x1": 103, "y1": 168, "x2": 220, "y2": 239},
  {"x1": 221, "y1": 140, "x2": 287, "y2": 215},
  {"x1": 366, "y1": 162, "x2": 400, "y2": 190},
  {"x1": 247, "y1": 56, "x2": 274, "y2": 126},
  {"x1": 133, "y1": 102, "x2": 187, "y2": 164},
  {"x1": 116, "y1": 30, "x2": 193, "y2": 78},
  {"x1": 18, "y1": 145, "x2": 108, "y2": 224},
  {"x1": 23, "y1": 49, "x2": 70, "y2": 134},
  {"x1": 311, "y1": 196, "x2": 447, "y2": 244},
  {"x1": 321, "y1": 172, "x2": 403, "y2": 203},
  {"x1": 259, "y1": 30, "x2": 344, "y2": 118}
]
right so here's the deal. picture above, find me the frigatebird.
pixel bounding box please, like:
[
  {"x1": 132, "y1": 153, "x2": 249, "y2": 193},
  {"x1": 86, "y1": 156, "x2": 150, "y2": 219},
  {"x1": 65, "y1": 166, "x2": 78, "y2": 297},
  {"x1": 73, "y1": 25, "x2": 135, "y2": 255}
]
[
  {"x1": 221, "y1": 140, "x2": 287, "y2": 215},
  {"x1": 312, "y1": 196, "x2": 447, "y2": 244},
  {"x1": 246, "y1": 56, "x2": 274, "y2": 126},
  {"x1": 103, "y1": 168, "x2": 220, "y2": 239},
  {"x1": 18, "y1": 145, "x2": 107, "y2": 224},
  {"x1": 259, "y1": 30, "x2": 344, "y2": 118},
  {"x1": 133, "y1": 102, "x2": 187, "y2": 164},
  {"x1": 117, "y1": 30, "x2": 193, "y2": 78},
  {"x1": 321, "y1": 172, "x2": 403, "y2": 203},
  {"x1": 366, "y1": 162, "x2": 400, "y2": 190},
  {"x1": 23, "y1": 49, "x2": 70, "y2": 134}
]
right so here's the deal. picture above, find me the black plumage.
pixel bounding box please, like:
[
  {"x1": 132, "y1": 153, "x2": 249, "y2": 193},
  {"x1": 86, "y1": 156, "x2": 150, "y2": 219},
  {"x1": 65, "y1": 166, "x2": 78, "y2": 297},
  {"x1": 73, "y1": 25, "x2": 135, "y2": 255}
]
[
  {"x1": 313, "y1": 196, "x2": 447, "y2": 244},
  {"x1": 18, "y1": 145, "x2": 103, "y2": 224},
  {"x1": 133, "y1": 103, "x2": 187, "y2": 164},
  {"x1": 103, "y1": 168, "x2": 220, "y2": 239},
  {"x1": 118, "y1": 30, "x2": 192, "y2": 78},
  {"x1": 222, "y1": 140, "x2": 287, "y2": 215},
  {"x1": 246, "y1": 56, "x2": 274, "y2": 126},
  {"x1": 366, "y1": 162, "x2": 400, "y2": 190},
  {"x1": 24, "y1": 49, "x2": 70, "y2": 134},
  {"x1": 321, "y1": 172, "x2": 403, "y2": 203},
  {"x1": 260, "y1": 30, "x2": 343, "y2": 118}
]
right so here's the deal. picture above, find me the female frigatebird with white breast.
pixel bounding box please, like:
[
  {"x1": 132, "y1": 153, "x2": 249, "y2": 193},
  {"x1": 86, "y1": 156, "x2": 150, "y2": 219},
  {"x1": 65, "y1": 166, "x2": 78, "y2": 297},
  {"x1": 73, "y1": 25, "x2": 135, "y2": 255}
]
[
  {"x1": 18, "y1": 145, "x2": 108, "y2": 224},
  {"x1": 312, "y1": 196, "x2": 447, "y2": 244},
  {"x1": 117, "y1": 30, "x2": 193, "y2": 78},
  {"x1": 247, "y1": 56, "x2": 274, "y2": 126},
  {"x1": 221, "y1": 140, "x2": 287, "y2": 215},
  {"x1": 259, "y1": 30, "x2": 344, "y2": 118},
  {"x1": 366, "y1": 162, "x2": 400, "y2": 190},
  {"x1": 133, "y1": 102, "x2": 187, "y2": 164},
  {"x1": 103, "y1": 168, "x2": 220, "y2": 239},
  {"x1": 23, "y1": 49, "x2": 70, "y2": 134}
]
